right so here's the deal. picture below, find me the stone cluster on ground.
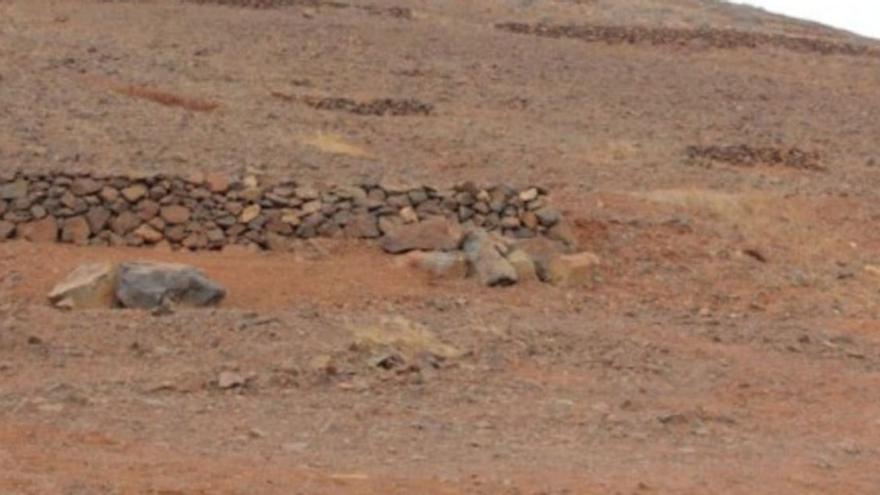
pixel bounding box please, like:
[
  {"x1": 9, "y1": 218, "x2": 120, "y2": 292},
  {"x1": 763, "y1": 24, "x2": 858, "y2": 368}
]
[
  {"x1": 48, "y1": 261, "x2": 226, "y2": 310},
  {"x1": 0, "y1": 170, "x2": 560, "y2": 250},
  {"x1": 386, "y1": 217, "x2": 600, "y2": 288}
]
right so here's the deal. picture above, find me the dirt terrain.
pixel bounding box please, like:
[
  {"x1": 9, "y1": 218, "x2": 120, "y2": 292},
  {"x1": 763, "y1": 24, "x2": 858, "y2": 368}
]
[{"x1": 2, "y1": 0, "x2": 880, "y2": 493}]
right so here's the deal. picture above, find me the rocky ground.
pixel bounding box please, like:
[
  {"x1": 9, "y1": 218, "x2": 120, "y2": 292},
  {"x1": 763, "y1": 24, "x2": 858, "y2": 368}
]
[{"x1": 2, "y1": 0, "x2": 880, "y2": 493}]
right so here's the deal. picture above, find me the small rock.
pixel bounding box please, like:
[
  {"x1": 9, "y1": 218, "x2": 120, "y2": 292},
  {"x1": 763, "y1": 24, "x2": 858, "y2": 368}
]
[
  {"x1": 203, "y1": 227, "x2": 223, "y2": 243},
  {"x1": 182, "y1": 232, "x2": 208, "y2": 250},
  {"x1": 121, "y1": 184, "x2": 148, "y2": 203},
  {"x1": 546, "y1": 252, "x2": 601, "y2": 287},
  {"x1": 48, "y1": 262, "x2": 119, "y2": 309},
  {"x1": 243, "y1": 175, "x2": 259, "y2": 189},
  {"x1": 160, "y1": 205, "x2": 191, "y2": 225},
  {"x1": 134, "y1": 224, "x2": 164, "y2": 243},
  {"x1": 515, "y1": 237, "x2": 573, "y2": 280},
  {"x1": 30, "y1": 205, "x2": 47, "y2": 219},
  {"x1": 521, "y1": 211, "x2": 539, "y2": 229},
  {"x1": 0, "y1": 180, "x2": 28, "y2": 200},
  {"x1": 380, "y1": 216, "x2": 464, "y2": 254},
  {"x1": 205, "y1": 173, "x2": 230, "y2": 193},
  {"x1": 61, "y1": 216, "x2": 90, "y2": 245},
  {"x1": 164, "y1": 225, "x2": 187, "y2": 242},
  {"x1": 86, "y1": 206, "x2": 111, "y2": 233},
  {"x1": 301, "y1": 200, "x2": 322, "y2": 215},
  {"x1": 535, "y1": 207, "x2": 561, "y2": 227},
  {"x1": 115, "y1": 261, "x2": 226, "y2": 309},
  {"x1": 266, "y1": 218, "x2": 293, "y2": 235},
  {"x1": 0, "y1": 220, "x2": 15, "y2": 239},
  {"x1": 500, "y1": 216, "x2": 521, "y2": 228},
  {"x1": 136, "y1": 199, "x2": 160, "y2": 221},
  {"x1": 546, "y1": 220, "x2": 578, "y2": 250},
  {"x1": 281, "y1": 212, "x2": 301, "y2": 226},
  {"x1": 240, "y1": 204, "x2": 261, "y2": 223},
  {"x1": 295, "y1": 185, "x2": 319, "y2": 200},
  {"x1": 218, "y1": 371, "x2": 245, "y2": 389},
  {"x1": 344, "y1": 213, "x2": 380, "y2": 238},
  {"x1": 462, "y1": 229, "x2": 518, "y2": 287},
  {"x1": 506, "y1": 249, "x2": 538, "y2": 282},
  {"x1": 518, "y1": 187, "x2": 539, "y2": 202},
  {"x1": 399, "y1": 206, "x2": 419, "y2": 223},
  {"x1": 70, "y1": 178, "x2": 102, "y2": 196},
  {"x1": 110, "y1": 211, "x2": 141, "y2": 235},
  {"x1": 18, "y1": 216, "x2": 58, "y2": 243},
  {"x1": 99, "y1": 187, "x2": 119, "y2": 202},
  {"x1": 240, "y1": 187, "x2": 262, "y2": 202}
]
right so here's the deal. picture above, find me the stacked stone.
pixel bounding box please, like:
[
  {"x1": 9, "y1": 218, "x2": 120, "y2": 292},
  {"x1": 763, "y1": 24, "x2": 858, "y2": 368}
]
[{"x1": 0, "y1": 171, "x2": 560, "y2": 250}]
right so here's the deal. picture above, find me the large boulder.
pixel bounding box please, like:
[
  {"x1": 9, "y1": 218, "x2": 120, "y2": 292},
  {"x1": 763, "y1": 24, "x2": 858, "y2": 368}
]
[
  {"x1": 379, "y1": 216, "x2": 463, "y2": 254},
  {"x1": 462, "y1": 229, "x2": 517, "y2": 287},
  {"x1": 48, "y1": 262, "x2": 119, "y2": 309},
  {"x1": 115, "y1": 262, "x2": 226, "y2": 309}
]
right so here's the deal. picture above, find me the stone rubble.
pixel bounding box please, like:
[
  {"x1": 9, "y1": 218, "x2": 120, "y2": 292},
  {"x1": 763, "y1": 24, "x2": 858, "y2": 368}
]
[{"x1": 395, "y1": 223, "x2": 601, "y2": 289}]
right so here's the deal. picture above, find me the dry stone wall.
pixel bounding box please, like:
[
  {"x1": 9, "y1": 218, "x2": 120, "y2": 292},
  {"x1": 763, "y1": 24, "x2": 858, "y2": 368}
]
[{"x1": 0, "y1": 171, "x2": 560, "y2": 251}]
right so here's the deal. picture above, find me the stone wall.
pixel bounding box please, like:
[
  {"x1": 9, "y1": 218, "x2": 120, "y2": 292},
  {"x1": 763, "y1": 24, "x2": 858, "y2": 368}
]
[{"x1": 0, "y1": 171, "x2": 561, "y2": 250}]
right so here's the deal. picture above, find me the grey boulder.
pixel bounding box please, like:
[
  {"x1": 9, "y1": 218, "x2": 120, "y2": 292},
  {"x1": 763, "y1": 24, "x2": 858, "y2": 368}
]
[{"x1": 116, "y1": 262, "x2": 226, "y2": 309}]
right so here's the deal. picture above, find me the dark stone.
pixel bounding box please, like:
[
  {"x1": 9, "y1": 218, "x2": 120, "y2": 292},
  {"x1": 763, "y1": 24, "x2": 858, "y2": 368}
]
[{"x1": 115, "y1": 262, "x2": 226, "y2": 309}]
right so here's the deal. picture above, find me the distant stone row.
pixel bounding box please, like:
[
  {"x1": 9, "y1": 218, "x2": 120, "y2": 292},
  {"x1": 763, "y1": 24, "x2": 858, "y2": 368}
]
[{"x1": 0, "y1": 171, "x2": 563, "y2": 250}]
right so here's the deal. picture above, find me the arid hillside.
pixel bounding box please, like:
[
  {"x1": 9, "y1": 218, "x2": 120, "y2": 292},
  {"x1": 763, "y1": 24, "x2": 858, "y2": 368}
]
[{"x1": 2, "y1": 1, "x2": 880, "y2": 494}]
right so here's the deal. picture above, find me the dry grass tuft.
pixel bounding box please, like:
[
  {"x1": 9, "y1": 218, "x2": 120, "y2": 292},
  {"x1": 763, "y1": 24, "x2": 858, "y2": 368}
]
[
  {"x1": 349, "y1": 316, "x2": 461, "y2": 359},
  {"x1": 301, "y1": 132, "x2": 373, "y2": 158}
]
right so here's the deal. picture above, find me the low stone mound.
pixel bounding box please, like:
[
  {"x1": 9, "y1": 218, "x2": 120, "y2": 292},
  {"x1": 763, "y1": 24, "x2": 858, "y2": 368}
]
[{"x1": 0, "y1": 171, "x2": 563, "y2": 251}]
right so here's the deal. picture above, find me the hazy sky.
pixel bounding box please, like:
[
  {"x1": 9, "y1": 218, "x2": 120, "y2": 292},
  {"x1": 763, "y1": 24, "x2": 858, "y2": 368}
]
[{"x1": 727, "y1": 0, "x2": 880, "y2": 39}]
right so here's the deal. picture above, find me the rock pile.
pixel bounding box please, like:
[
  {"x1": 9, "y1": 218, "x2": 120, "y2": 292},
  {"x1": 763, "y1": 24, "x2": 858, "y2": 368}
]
[
  {"x1": 0, "y1": 171, "x2": 561, "y2": 251},
  {"x1": 385, "y1": 217, "x2": 600, "y2": 288}
]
